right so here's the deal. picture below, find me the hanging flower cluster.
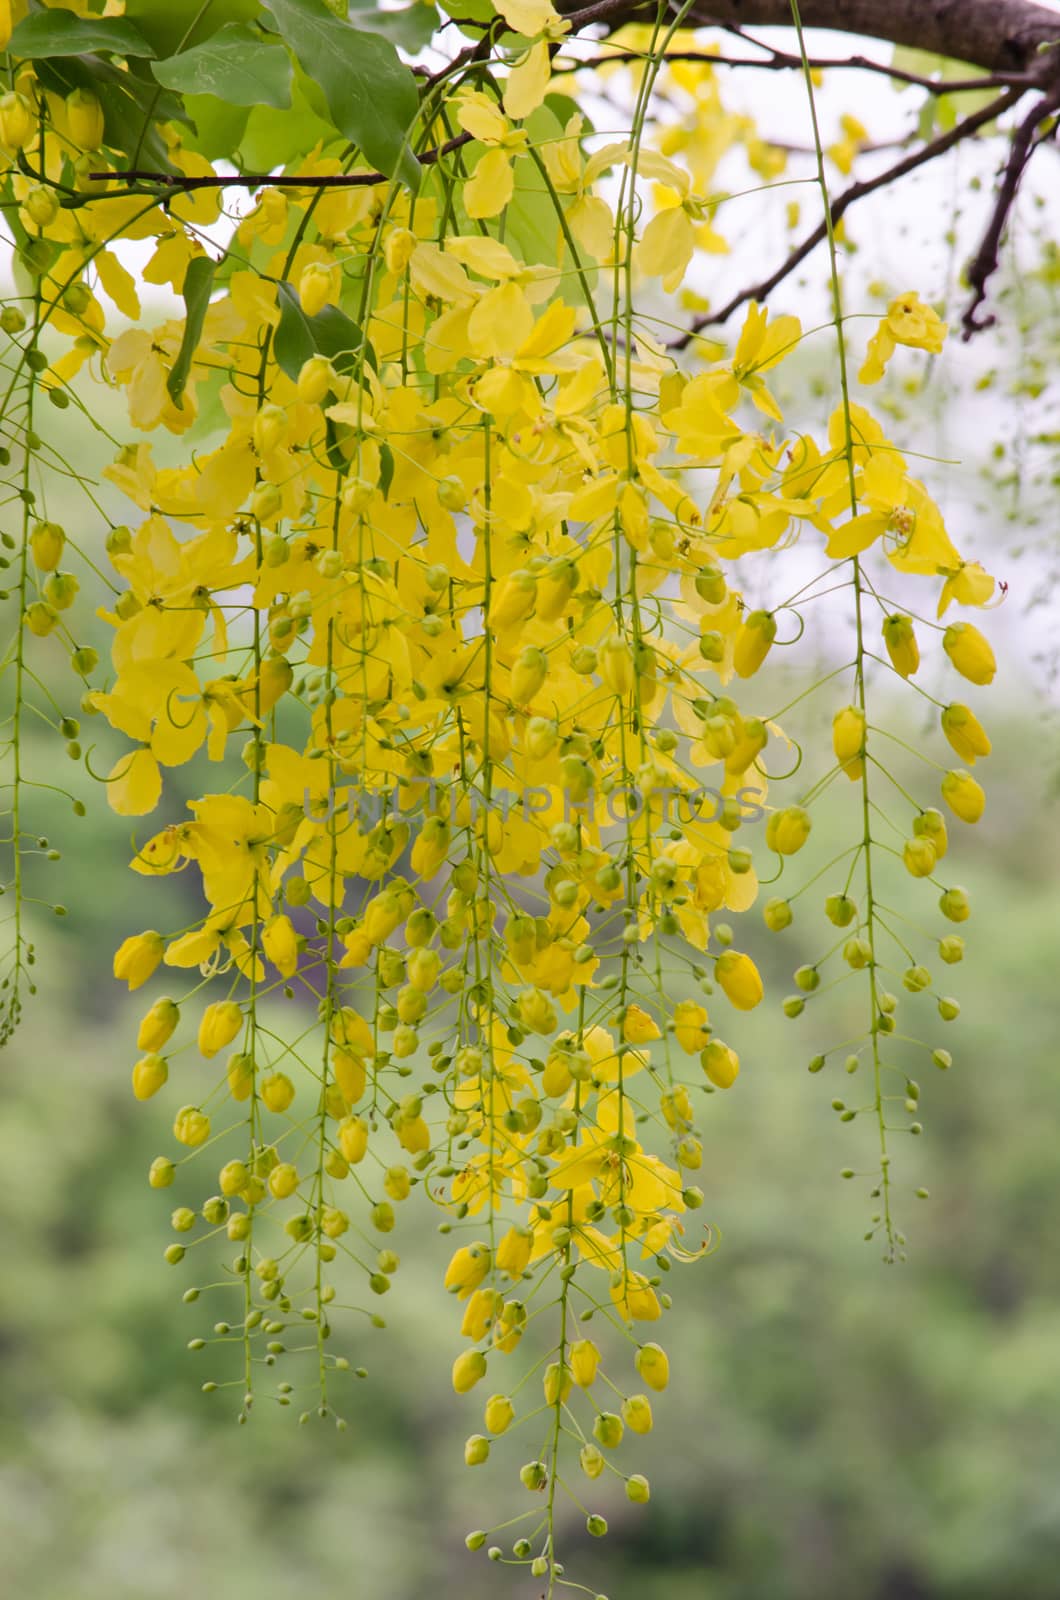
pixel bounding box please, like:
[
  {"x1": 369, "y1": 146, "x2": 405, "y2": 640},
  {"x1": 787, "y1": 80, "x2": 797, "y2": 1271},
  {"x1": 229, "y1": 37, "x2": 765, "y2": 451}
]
[{"x1": 0, "y1": 1, "x2": 999, "y2": 1587}]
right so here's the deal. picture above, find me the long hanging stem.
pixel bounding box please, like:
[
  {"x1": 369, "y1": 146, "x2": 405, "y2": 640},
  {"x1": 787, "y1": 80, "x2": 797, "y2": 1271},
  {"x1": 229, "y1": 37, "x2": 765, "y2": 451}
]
[{"x1": 789, "y1": 0, "x2": 895, "y2": 1256}]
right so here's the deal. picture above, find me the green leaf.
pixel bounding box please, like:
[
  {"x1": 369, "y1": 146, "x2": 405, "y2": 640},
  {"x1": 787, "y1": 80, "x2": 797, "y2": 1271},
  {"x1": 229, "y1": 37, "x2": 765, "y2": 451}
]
[
  {"x1": 237, "y1": 66, "x2": 338, "y2": 169},
  {"x1": 167, "y1": 255, "x2": 217, "y2": 409},
  {"x1": 10, "y1": 12, "x2": 156, "y2": 57},
  {"x1": 151, "y1": 23, "x2": 292, "y2": 108},
  {"x1": 273, "y1": 281, "x2": 373, "y2": 382},
  {"x1": 264, "y1": 0, "x2": 421, "y2": 190},
  {"x1": 125, "y1": 0, "x2": 262, "y2": 58},
  {"x1": 347, "y1": 1, "x2": 440, "y2": 54},
  {"x1": 181, "y1": 95, "x2": 252, "y2": 161}
]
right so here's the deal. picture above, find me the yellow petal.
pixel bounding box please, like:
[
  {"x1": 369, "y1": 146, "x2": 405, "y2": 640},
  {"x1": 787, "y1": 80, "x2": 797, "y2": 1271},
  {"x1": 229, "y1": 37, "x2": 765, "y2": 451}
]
[
  {"x1": 108, "y1": 748, "x2": 162, "y2": 816},
  {"x1": 464, "y1": 147, "x2": 514, "y2": 220},
  {"x1": 504, "y1": 40, "x2": 551, "y2": 121}
]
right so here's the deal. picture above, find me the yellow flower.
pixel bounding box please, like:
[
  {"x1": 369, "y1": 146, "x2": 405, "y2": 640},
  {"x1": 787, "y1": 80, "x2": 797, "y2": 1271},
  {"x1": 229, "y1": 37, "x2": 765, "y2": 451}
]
[
  {"x1": 860, "y1": 292, "x2": 947, "y2": 384},
  {"x1": 672, "y1": 1000, "x2": 708, "y2": 1054},
  {"x1": 262, "y1": 913, "x2": 299, "y2": 978},
  {"x1": 621, "y1": 1003, "x2": 661, "y2": 1044}
]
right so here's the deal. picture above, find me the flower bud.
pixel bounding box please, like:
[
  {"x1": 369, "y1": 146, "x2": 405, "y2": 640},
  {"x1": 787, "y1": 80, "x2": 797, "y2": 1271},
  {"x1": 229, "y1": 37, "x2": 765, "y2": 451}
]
[
  {"x1": 464, "y1": 1434, "x2": 490, "y2": 1466},
  {"x1": 940, "y1": 769, "x2": 985, "y2": 824},
  {"x1": 635, "y1": 1342, "x2": 669, "y2": 1391},
  {"x1": 0, "y1": 92, "x2": 34, "y2": 151},
  {"x1": 138, "y1": 997, "x2": 179, "y2": 1052},
  {"x1": 570, "y1": 1339, "x2": 600, "y2": 1387},
  {"x1": 510, "y1": 645, "x2": 548, "y2": 704},
  {"x1": 261, "y1": 1071, "x2": 295, "y2": 1113},
  {"x1": 943, "y1": 621, "x2": 995, "y2": 685},
  {"x1": 621, "y1": 1394, "x2": 653, "y2": 1433},
  {"x1": 484, "y1": 1393, "x2": 514, "y2": 1434},
  {"x1": 219, "y1": 1160, "x2": 249, "y2": 1197},
  {"x1": 114, "y1": 930, "x2": 164, "y2": 990},
  {"x1": 902, "y1": 836, "x2": 936, "y2": 878},
  {"x1": 694, "y1": 566, "x2": 726, "y2": 604},
  {"x1": 544, "y1": 1362, "x2": 572, "y2": 1405},
  {"x1": 268, "y1": 1162, "x2": 299, "y2": 1199},
  {"x1": 941, "y1": 702, "x2": 991, "y2": 764},
  {"x1": 25, "y1": 600, "x2": 58, "y2": 636},
  {"x1": 593, "y1": 1412, "x2": 624, "y2": 1449},
  {"x1": 599, "y1": 635, "x2": 635, "y2": 697},
  {"x1": 30, "y1": 520, "x2": 65, "y2": 571},
  {"x1": 939, "y1": 886, "x2": 969, "y2": 922},
  {"x1": 763, "y1": 897, "x2": 793, "y2": 931},
  {"x1": 626, "y1": 1473, "x2": 651, "y2": 1503},
  {"x1": 700, "y1": 1038, "x2": 739, "y2": 1088},
  {"x1": 765, "y1": 805, "x2": 811, "y2": 856},
  {"x1": 132, "y1": 1053, "x2": 168, "y2": 1100},
  {"x1": 832, "y1": 705, "x2": 865, "y2": 780},
  {"x1": 198, "y1": 1001, "x2": 243, "y2": 1058},
  {"x1": 298, "y1": 260, "x2": 339, "y2": 318},
  {"x1": 173, "y1": 1105, "x2": 210, "y2": 1147},
  {"x1": 825, "y1": 893, "x2": 857, "y2": 927},
  {"x1": 580, "y1": 1442, "x2": 605, "y2": 1479},
  {"x1": 882, "y1": 612, "x2": 919, "y2": 677},
  {"x1": 520, "y1": 1460, "x2": 547, "y2": 1491},
  {"x1": 149, "y1": 1156, "x2": 175, "y2": 1189},
  {"x1": 296, "y1": 354, "x2": 335, "y2": 405},
  {"x1": 733, "y1": 609, "x2": 776, "y2": 677},
  {"x1": 714, "y1": 950, "x2": 763, "y2": 1011},
  {"x1": 66, "y1": 89, "x2": 105, "y2": 151},
  {"x1": 490, "y1": 569, "x2": 537, "y2": 630},
  {"x1": 938, "y1": 935, "x2": 964, "y2": 964}
]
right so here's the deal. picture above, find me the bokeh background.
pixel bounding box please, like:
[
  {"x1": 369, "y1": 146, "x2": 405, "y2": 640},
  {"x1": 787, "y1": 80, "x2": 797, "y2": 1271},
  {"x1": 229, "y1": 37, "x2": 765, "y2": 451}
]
[{"x1": 4, "y1": 23, "x2": 1060, "y2": 1597}]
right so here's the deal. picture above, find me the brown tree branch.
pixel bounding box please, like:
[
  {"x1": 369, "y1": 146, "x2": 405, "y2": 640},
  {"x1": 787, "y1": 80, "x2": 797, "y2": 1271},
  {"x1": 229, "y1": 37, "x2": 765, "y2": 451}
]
[
  {"x1": 672, "y1": 84, "x2": 1026, "y2": 345},
  {"x1": 961, "y1": 88, "x2": 1060, "y2": 336},
  {"x1": 571, "y1": 0, "x2": 1060, "y2": 80}
]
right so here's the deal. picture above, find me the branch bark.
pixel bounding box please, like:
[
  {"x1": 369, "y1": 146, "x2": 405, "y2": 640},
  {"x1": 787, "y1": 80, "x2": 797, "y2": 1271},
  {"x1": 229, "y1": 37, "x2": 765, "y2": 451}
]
[{"x1": 576, "y1": 0, "x2": 1060, "y2": 79}]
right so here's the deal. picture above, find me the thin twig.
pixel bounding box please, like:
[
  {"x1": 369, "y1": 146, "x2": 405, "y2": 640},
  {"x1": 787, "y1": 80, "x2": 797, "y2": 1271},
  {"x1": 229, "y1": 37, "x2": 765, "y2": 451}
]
[
  {"x1": 961, "y1": 88, "x2": 1060, "y2": 336},
  {"x1": 557, "y1": 46, "x2": 1032, "y2": 95},
  {"x1": 91, "y1": 133, "x2": 473, "y2": 191}
]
